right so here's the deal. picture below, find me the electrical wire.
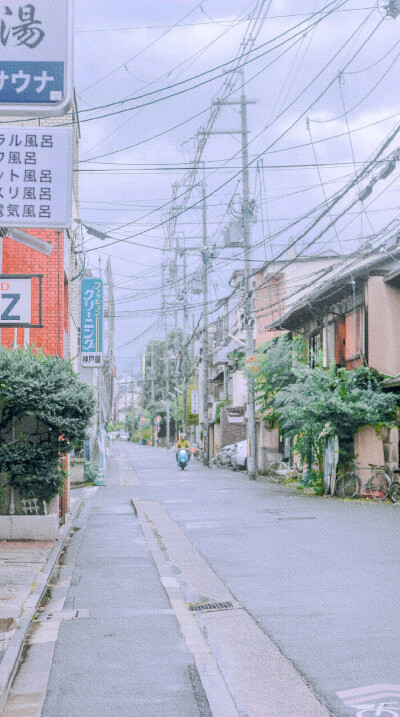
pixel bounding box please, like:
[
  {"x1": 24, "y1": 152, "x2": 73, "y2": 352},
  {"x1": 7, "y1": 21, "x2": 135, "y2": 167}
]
[{"x1": 84, "y1": 8, "x2": 384, "y2": 254}]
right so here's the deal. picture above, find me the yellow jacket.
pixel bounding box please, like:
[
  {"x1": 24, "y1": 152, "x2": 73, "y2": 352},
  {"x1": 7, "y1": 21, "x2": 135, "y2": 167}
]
[{"x1": 176, "y1": 439, "x2": 190, "y2": 451}]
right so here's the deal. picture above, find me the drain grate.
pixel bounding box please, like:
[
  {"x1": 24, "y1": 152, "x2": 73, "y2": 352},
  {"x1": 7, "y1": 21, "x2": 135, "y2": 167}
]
[{"x1": 189, "y1": 601, "x2": 234, "y2": 613}]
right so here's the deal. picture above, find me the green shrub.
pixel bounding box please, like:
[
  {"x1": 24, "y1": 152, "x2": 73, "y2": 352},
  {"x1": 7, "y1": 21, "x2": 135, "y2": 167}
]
[{"x1": 0, "y1": 347, "x2": 95, "y2": 502}]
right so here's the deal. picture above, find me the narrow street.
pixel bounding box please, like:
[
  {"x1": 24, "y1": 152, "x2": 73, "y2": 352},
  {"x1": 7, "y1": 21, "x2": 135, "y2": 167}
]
[{"x1": 5, "y1": 441, "x2": 400, "y2": 717}]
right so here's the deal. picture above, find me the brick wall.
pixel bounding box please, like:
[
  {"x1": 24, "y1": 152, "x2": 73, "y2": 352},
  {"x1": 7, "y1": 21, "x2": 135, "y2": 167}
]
[{"x1": 1, "y1": 229, "x2": 66, "y2": 356}]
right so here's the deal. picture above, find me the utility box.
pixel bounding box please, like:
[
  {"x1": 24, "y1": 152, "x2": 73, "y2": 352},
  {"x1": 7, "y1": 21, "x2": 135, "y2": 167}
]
[{"x1": 223, "y1": 222, "x2": 243, "y2": 248}]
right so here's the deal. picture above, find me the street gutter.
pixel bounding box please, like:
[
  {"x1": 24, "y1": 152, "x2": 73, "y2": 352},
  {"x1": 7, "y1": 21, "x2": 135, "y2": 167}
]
[{"x1": 0, "y1": 495, "x2": 84, "y2": 712}]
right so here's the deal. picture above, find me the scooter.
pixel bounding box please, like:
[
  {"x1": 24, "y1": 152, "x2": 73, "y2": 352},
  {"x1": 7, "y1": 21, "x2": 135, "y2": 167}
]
[{"x1": 177, "y1": 449, "x2": 189, "y2": 470}]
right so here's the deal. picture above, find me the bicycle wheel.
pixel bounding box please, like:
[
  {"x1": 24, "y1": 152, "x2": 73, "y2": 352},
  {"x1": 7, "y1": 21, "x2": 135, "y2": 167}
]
[
  {"x1": 268, "y1": 461, "x2": 289, "y2": 482},
  {"x1": 369, "y1": 470, "x2": 390, "y2": 500},
  {"x1": 389, "y1": 481, "x2": 400, "y2": 504},
  {"x1": 335, "y1": 472, "x2": 359, "y2": 498}
]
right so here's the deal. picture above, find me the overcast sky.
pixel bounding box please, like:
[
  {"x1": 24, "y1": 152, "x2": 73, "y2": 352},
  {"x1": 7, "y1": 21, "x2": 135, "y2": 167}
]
[{"x1": 73, "y1": 0, "x2": 400, "y2": 375}]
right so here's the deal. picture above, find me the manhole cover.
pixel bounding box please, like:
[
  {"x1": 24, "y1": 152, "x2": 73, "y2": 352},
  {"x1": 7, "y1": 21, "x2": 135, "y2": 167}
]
[{"x1": 189, "y1": 601, "x2": 234, "y2": 613}]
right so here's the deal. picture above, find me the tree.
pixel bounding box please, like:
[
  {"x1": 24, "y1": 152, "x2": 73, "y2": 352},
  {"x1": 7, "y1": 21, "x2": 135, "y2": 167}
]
[
  {"x1": 142, "y1": 330, "x2": 193, "y2": 425},
  {"x1": 0, "y1": 347, "x2": 95, "y2": 502},
  {"x1": 249, "y1": 336, "x2": 397, "y2": 466}
]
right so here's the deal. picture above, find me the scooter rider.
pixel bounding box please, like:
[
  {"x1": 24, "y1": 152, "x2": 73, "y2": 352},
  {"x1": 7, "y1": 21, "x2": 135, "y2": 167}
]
[{"x1": 175, "y1": 433, "x2": 190, "y2": 462}]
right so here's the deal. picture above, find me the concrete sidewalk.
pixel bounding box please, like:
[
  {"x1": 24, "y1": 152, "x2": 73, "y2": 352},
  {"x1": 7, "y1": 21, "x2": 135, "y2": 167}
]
[{"x1": 0, "y1": 494, "x2": 83, "y2": 711}]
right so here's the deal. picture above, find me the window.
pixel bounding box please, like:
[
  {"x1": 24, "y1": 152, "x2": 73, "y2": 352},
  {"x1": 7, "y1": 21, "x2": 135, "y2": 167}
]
[
  {"x1": 345, "y1": 307, "x2": 364, "y2": 361},
  {"x1": 309, "y1": 331, "x2": 322, "y2": 367}
]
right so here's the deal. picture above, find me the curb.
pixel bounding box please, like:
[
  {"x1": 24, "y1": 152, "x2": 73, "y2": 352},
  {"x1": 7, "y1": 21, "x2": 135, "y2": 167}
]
[
  {"x1": 132, "y1": 498, "x2": 240, "y2": 717},
  {"x1": 0, "y1": 495, "x2": 84, "y2": 713}
]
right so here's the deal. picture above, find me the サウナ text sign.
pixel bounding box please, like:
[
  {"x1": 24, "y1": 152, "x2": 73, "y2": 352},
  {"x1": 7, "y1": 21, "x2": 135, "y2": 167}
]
[
  {"x1": 0, "y1": 127, "x2": 73, "y2": 228},
  {"x1": 0, "y1": 0, "x2": 72, "y2": 114},
  {"x1": 81, "y1": 277, "x2": 103, "y2": 368}
]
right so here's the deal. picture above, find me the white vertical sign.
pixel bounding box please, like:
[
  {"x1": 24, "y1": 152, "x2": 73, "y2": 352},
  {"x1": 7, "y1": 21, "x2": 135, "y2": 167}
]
[
  {"x1": 0, "y1": 127, "x2": 73, "y2": 228},
  {"x1": 191, "y1": 390, "x2": 199, "y2": 415},
  {"x1": 0, "y1": 0, "x2": 73, "y2": 115}
]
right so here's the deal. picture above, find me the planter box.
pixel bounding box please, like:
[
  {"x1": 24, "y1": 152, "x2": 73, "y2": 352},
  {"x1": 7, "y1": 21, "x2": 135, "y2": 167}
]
[
  {"x1": 0, "y1": 495, "x2": 59, "y2": 541},
  {"x1": 0, "y1": 514, "x2": 59, "y2": 540}
]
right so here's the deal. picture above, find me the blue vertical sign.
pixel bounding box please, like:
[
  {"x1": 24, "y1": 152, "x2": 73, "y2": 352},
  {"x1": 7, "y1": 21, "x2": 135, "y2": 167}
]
[{"x1": 81, "y1": 277, "x2": 103, "y2": 367}]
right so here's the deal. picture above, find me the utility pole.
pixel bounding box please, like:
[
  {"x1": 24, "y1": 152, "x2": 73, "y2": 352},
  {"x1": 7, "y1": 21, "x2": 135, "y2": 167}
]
[
  {"x1": 162, "y1": 257, "x2": 170, "y2": 447},
  {"x1": 174, "y1": 305, "x2": 179, "y2": 437},
  {"x1": 131, "y1": 361, "x2": 134, "y2": 439},
  {"x1": 182, "y1": 242, "x2": 188, "y2": 434},
  {"x1": 201, "y1": 180, "x2": 210, "y2": 465},
  {"x1": 150, "y1": 340, "x2": 155, "y2": 446},
  {"x1": 240, "y1": 74, "x2": 257, "y2": 479},
  {"x1": 205, "y1": 79, "x2": 257, "y2": 478},
  {"x1": 150, "y1": 342, "x2": 155, "y2": 402}
]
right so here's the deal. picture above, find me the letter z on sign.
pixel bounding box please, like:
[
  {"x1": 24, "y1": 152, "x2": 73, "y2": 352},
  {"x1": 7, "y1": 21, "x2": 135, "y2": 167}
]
[{"x1": 0, "y1": 278, "x2": 31, "y2": 324}]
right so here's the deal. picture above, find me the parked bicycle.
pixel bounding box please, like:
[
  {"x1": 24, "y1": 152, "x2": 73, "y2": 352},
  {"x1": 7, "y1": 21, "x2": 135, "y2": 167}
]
[
  {"x1": 192, "y1": 446, "x2": 204, "y2": 462},
  {"x1": 335, "y1": 463, "x2": 391, "y2": 500},
  {"x1": 388, "y1": 468, "x2": 400, "y2": 504}
]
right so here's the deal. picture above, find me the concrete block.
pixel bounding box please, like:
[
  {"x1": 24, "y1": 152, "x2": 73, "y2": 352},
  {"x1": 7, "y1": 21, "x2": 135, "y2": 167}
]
[
  {"x1": 69, "y1": 459, "x2": 85, "y2": 484},
  {"x1": 0, "y1": 517, "x2": 12, "y2": 540},
  {"x1": 10, "y1": 516, "x2": 59, "y2": 541}
]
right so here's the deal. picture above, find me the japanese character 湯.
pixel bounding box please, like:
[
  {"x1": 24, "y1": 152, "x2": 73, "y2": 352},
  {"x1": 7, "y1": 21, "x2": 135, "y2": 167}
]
[{"x1": 11, "y1": 5, "x2": 44, "y2": 49}]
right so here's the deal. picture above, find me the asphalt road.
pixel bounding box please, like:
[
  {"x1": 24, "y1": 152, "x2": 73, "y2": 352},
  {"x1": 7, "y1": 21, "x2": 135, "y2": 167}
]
[
  {"x1": 111, "y1": 443, "x2": 400, "y2": 717},
  {"x1": 12, "y1": 441, "x2": 400, "y2": 717}
]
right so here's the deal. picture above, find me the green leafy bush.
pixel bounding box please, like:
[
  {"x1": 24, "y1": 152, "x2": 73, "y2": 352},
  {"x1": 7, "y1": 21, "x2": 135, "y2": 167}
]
[
  {"x1": 0, "y1": 347, "x2": 95, "y2": 502},
  {"x1": 248, "y1": 336, "x2": 398, "y2": 468},
  {"x1": 83, "y1": 462, "x2": 98, "y2": 485}
]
